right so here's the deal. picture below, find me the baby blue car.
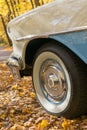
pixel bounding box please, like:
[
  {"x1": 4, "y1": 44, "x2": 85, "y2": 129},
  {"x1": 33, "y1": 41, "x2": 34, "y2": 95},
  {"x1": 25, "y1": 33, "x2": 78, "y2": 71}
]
[{"x1": 7, "y1": 0, "x2": 87, "y2": 118}]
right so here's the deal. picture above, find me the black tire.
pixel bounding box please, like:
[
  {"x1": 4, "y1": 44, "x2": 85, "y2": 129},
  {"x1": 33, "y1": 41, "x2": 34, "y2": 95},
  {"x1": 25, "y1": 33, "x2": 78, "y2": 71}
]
[{"x1": 32, "y1": 42, "x2": 87, "y2": 119}]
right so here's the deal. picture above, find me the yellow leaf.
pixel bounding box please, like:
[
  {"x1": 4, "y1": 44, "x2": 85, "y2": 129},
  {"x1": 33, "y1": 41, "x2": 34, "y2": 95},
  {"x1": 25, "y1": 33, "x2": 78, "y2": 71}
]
[
  {"x1": 12, "y1": 84, "x2": 18, "y2": 90},
  {"x1": 38, "y1": 119, "x2": 49, "y2": 129},
  {"x1": 19, "y1": 92, "x2": 24, "y2": 97},
  {"x1": 9, "y1": 74, "x2": 13, "y2": 81},
  {"x1": 30, "y1": 92, "x2": 36, "y2": 98},
  {"x1": 62, "y1": 118, "x2": 71, "y2": 130}
]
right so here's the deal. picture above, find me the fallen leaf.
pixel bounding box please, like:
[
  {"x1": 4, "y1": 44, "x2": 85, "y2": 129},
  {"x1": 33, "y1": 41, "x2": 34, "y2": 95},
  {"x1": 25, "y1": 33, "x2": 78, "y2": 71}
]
[{"x1": 38, "y1": 119, "x2": 49, "y2": 130}]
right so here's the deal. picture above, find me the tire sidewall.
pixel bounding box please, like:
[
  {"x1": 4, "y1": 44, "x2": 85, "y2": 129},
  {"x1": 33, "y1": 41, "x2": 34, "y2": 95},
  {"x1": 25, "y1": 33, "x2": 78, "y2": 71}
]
[{"x1": 32, "y1": 44, "x2": 78, "y2": 116}]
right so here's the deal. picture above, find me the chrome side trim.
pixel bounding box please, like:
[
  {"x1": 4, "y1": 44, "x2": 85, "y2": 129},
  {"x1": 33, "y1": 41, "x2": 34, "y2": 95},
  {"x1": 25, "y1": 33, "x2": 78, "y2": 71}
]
[{"x1": 15, "y1": 26, "x2": 87, "y2": 41}]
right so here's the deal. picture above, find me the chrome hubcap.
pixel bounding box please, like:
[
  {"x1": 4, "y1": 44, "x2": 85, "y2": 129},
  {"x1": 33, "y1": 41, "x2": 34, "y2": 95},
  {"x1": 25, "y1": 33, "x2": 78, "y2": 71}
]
[{"x1": 40, "y1": 60, "x2": 67, "y2": 103}]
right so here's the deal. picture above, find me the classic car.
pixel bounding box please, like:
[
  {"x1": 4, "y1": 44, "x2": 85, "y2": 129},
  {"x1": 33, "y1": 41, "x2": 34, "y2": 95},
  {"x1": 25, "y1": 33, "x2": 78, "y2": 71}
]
[{"x1": 7, "y1": 0, "x2": 87, "y2": 119}]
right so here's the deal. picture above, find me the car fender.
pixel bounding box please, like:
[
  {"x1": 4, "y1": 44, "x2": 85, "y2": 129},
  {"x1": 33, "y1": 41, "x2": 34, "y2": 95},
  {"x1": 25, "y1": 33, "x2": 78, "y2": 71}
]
[{"x1": 49, "y1": 30, "x2": 87, "y2": 64}]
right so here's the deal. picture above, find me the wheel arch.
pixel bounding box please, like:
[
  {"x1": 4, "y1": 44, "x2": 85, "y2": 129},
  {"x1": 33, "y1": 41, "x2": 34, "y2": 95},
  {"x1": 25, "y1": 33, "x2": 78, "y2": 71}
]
[
  {"x1": 25, "y1": 38, "x2": 70, "y2": 66},
  {"x1": 25, "y1": 38, "x2": 51, "y2": 66},
  {"x1": 25, "y1": 35, "x2": 86, "y2": 66}
]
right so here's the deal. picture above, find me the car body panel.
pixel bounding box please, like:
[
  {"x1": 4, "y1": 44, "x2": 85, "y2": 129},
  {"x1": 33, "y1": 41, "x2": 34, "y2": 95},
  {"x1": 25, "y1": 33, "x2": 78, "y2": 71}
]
[
  {"x1": 7, "y1": 0, "x2": 87, "y2": 40},
  {"x1": 7, "y1": 0, "x2": 87, "y2": 70},
  {"x1": 49, "y1": 30, "x2": 87, "y2": 64}
]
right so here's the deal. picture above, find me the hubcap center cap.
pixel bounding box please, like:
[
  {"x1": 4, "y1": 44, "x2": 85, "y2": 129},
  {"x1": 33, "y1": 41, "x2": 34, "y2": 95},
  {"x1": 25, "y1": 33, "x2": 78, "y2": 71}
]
[{"x1": 48, "y1": 74, "x2": 58, "y2": 89}]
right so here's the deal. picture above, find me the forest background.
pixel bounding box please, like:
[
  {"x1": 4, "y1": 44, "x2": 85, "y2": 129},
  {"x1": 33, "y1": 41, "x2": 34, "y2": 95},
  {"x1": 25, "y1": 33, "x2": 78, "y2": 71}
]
[{"x1": 0, "y1": 0, "x2": 53, "y2": 45}]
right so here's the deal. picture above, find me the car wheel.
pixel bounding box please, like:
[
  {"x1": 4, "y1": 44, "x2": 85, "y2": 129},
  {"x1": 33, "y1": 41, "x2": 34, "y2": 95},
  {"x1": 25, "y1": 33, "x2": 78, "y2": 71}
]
[{"x1": 32, "y1": 43, "x2": 87, "y2": 118}]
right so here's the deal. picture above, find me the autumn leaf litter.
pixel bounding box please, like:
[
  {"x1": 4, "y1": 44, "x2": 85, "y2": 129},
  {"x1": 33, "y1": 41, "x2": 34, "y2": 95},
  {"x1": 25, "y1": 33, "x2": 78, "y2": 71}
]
[{"x1": 0, "y1": 63, "x2": 87, "y2": 130}]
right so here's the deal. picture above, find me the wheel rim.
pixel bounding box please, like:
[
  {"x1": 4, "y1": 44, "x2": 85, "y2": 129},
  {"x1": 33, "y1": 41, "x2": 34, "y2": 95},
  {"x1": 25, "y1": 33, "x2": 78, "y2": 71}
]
[
  {"x1": 33, "y1": 52, "x2": 71, "y2": 114},
  {"x1": 40, "y1": 59, "x2": 67, "y2": 103}
]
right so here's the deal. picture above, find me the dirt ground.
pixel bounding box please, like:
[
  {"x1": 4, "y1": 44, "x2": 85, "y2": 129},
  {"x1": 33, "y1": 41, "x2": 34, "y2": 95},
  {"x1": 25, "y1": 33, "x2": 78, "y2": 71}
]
[
  {"x1": 0, "y1": 63, "x2": 87, "y2": 130},
  {"x1": 0, "y1": 45, "x2": 12, "y2": 61}
]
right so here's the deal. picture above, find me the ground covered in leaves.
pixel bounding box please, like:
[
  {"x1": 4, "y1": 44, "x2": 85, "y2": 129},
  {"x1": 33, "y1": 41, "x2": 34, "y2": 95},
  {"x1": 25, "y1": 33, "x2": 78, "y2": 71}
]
[{"x1": 0, "y1": 63, "x2": 87, "y2": 130}]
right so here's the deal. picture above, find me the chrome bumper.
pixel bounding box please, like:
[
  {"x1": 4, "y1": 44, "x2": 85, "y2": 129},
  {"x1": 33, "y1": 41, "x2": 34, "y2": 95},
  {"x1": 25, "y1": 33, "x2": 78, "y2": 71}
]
[{"x1": 6, "y1": 57, "x2": 22, "y2": 81}]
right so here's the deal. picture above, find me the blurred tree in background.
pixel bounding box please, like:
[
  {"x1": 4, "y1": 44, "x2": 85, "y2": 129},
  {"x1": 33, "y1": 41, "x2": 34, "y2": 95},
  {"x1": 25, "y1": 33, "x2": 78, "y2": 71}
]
[{"x1": 0, "y1": 0, "x2": 53, "y2": 45}]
